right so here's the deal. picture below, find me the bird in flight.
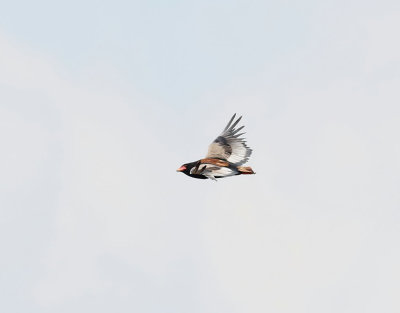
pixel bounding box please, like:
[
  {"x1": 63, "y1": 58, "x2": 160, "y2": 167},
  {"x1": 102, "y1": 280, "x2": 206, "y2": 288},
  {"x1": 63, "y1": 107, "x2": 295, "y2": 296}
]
[{"x1": 177, "y1": 114, "x2": 255, "y2": 181}]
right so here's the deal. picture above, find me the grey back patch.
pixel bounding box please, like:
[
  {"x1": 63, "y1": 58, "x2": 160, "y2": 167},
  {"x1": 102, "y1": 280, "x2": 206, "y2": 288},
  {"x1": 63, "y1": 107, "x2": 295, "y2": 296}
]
[{"x1": 214, "y1": 136, "x2": 232, "y2": 155}]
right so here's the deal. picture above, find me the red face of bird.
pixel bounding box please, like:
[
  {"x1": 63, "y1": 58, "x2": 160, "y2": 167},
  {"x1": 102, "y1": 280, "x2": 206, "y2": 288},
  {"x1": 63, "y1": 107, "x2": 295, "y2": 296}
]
[{"x1": 176, "y1": 165, "x2": 187, "y2": 172}]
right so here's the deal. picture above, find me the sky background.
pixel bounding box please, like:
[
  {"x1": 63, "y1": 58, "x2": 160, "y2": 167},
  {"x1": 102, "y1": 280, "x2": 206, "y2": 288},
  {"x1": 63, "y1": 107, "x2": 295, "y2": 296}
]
[{"x1": 1, "y1": 0, "x2": 400, "y2": 312}]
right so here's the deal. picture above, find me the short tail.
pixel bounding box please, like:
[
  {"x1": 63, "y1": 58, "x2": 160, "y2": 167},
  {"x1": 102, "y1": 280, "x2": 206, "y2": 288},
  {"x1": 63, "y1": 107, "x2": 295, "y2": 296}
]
[{"x1": 237, "y1": 166, "x2": 255, "y2": 174}]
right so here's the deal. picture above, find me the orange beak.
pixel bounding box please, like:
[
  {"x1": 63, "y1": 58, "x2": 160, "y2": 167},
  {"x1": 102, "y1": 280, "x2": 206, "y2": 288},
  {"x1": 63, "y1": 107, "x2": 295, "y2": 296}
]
[{"x1": 176, "y1": 165, "x2": 186, "y2": 172}]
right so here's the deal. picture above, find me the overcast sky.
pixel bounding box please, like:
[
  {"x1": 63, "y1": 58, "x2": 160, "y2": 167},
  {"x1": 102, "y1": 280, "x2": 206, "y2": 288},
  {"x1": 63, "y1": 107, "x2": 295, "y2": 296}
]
[{"x1": 1, "y1": 1, "x2": 400, "y2": 312}]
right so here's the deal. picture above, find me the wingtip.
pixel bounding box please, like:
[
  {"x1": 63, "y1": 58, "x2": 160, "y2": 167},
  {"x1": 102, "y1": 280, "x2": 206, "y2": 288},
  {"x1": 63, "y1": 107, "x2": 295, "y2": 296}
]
[
  {"x1": 230, "y1": 115, "x2": 242, "y2": 130},
  {"x1": 223, "y1": 114, "x2": 237, "y2": 131}
]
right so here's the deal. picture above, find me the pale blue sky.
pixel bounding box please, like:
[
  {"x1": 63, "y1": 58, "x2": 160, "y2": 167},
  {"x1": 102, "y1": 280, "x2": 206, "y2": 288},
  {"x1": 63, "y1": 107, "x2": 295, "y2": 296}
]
[
  {"x1": 1, "y1": 1, "x2": 400, "y2": 312},
  {"x1": 1, "y1": 0, "x2": 366, "y2": 104}
]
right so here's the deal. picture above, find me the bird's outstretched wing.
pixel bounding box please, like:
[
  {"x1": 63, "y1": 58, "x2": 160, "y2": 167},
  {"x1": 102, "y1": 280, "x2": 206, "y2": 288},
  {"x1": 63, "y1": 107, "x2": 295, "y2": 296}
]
[{"x1": 206, "y1": 114, "x2": 252, "y2": 166}]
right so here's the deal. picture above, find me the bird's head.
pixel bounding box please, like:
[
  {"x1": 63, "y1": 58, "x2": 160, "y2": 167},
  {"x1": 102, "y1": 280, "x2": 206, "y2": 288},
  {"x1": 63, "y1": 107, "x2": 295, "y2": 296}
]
[
  {"x1": 176, "y1": 162, "x2": 199, "y2": 176},
  {"x1": 176, "y1": 163, "x2": 189, "y2": 174}
]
